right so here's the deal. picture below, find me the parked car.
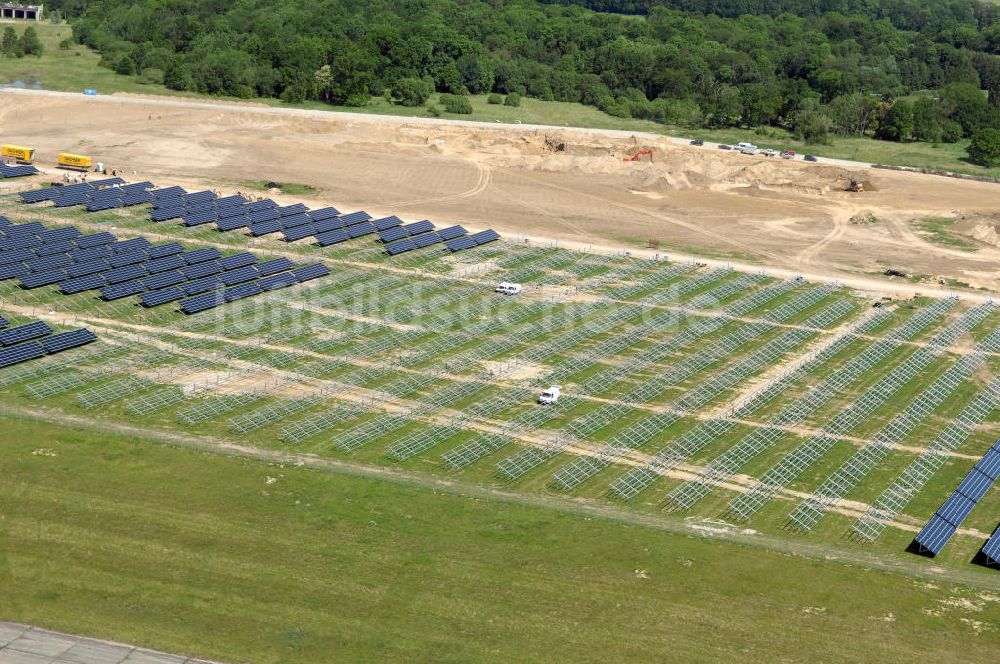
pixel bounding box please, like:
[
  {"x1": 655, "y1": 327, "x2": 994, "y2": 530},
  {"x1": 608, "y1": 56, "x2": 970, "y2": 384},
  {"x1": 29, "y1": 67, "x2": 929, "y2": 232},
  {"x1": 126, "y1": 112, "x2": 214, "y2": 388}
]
[
  {"x1": 719, "y1": 144, "x2": 733, "y2": 150},
  {"x1": 804, "y1": 154, "x2": 818, "y2": 162},
  {"x1": 762, "y1": 148, "x2": 778, "y2": 157},
  {"x1": 690, "y1": 139, "x2": 705, "y2": 146},
  {"x1": 780, "y1": 150, "x2": 796, "y2": 159}
]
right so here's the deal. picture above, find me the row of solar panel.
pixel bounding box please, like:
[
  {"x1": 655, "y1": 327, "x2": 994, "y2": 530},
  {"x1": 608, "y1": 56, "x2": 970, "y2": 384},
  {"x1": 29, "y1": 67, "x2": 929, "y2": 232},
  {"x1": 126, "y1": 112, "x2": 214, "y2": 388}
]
[
  {"x1": 18, "y1": 178, "x2": 126, "y2": 204},
  {"x1": 444, "y1": 229, "x2": 501, "y2": 252},
  {"x1": 54, "y1": 181, "x2": 153, "y2": 209},
  {"x1": 384, "y1": 225, "x2": 469, "y2": 256},
  {"x1": 981, "y1": 523, "x2": 1000, "y2": 568},
  {"x1": 0, "y1": 325, "x2": 97, "y2": 369},
  {"x1": 912, "y1": 439, "x2": 1000, "y2": 557},
  {"x1": 178, "y1": 263, "x2": 330, "y2": 314},
  {"x1": 103, "y1": 254, "x2": 288, "y2": 302},
  {"x1": 0, "y1": 163, "x2": 39, "y2": 179}
]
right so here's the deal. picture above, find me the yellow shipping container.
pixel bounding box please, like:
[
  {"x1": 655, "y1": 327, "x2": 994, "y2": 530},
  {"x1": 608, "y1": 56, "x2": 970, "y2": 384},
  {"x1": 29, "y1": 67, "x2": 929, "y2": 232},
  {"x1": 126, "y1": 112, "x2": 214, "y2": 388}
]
[
  {"x1": 57, "y1": 153, "x2": 93, "y2": 170},
  {"x1": 1, "y1": 145, "x2": 35, "y2": 164}
]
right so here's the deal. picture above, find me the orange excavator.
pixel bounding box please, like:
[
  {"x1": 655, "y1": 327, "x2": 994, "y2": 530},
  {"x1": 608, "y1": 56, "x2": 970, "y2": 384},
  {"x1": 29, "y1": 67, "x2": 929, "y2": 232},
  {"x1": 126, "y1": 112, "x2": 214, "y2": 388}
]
[{"x1": 624, "y1": 149, "x2": 653, "y2": 162}]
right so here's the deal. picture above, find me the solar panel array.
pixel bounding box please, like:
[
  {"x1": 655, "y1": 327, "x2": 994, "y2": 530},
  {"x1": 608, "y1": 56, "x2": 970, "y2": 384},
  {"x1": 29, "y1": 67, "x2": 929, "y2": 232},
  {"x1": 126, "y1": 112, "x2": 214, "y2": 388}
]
[
  {"x1": 385, "y1": 225, "x2": 469, "y2": 256},
  {"x1": 980, "y1": 523, "x2": 1000, "y2": 568},
  {"x1": 445, "y1": 229, "x2": 500, "y2": 252},
  {"x1": 1, "y1": 218, "x2": 332, "y2": 312},
  {"x1": 912, "y1": 439, "x2": 1000, "y2": 557},
  {"x1": 0, "y1": 163, "x2": 39, "y2": 178},
  {"x1": 0, "y1": 319, "x2": 97, "y2": 368}
]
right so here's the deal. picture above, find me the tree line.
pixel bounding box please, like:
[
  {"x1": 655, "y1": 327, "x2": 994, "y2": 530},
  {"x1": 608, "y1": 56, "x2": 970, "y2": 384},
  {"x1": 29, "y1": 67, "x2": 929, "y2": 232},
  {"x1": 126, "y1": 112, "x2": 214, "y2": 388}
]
[
  {"x1": 56, "y1": 0, "x2": 1000, "y2": 164},
  {"x1": 1, "y1": 26, "x2": 43, "y2": 58}
]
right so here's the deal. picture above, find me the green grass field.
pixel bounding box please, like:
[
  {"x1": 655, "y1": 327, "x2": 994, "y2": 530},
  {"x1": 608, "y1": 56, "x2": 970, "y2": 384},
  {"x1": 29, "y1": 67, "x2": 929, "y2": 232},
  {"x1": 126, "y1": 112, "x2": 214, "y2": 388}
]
[
  {"x1": 3, "y1": 414, "x2": 999, "y2": 664},
  {"x1": 2, "y1": 21, "x2": 998, "y2": 179}
]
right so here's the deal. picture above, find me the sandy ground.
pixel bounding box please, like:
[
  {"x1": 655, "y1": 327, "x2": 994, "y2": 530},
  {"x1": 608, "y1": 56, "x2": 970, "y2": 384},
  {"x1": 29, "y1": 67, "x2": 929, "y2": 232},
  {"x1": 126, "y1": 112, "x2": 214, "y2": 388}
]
[{"x1": 2, "y1": 88, "x2": 1000, "y2": 296}]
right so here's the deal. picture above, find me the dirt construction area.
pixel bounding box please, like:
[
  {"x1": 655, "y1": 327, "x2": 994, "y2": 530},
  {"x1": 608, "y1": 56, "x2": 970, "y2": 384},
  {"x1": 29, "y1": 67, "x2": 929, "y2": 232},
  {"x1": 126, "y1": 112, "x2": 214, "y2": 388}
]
[{"x1": 3, "y1": 89, "x2": 1000, "y2": 295}]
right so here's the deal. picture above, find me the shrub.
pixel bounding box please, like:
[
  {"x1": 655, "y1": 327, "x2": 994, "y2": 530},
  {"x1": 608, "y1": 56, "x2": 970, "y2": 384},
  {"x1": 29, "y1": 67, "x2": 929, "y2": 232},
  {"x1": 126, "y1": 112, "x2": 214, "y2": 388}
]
[
  {"x1": 440, "y1": 93, "x2": 473, "y2": 114},
  {"x1": 487, "y1": 93, "x2": 503, "y2": 105},
  {"x1": 504, "y1": 92, "x2": 521, "y2": 107},
  {"x1": 391, "y1": 77, "x2": 431, "y2": 107}
]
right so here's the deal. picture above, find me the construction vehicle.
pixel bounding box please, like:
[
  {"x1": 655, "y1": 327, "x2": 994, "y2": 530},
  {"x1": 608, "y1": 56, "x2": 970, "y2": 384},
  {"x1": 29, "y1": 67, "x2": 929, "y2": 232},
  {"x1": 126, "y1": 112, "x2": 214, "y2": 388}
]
[
  {"x1": 623, "y1": 149, "x2": 653, "y2": 162},
  {"x1": 538, "y1": 386, "x2": 560, "y2": 405},
  {"x1": 57, "y1": 153, "x2": 92, "y2": 171},
  {"x1": 1, "y1": 145, "x2": 35, "y2": 164},
  {"x1": 847, "y1": 179, "x2": 864, "y2": 193}
]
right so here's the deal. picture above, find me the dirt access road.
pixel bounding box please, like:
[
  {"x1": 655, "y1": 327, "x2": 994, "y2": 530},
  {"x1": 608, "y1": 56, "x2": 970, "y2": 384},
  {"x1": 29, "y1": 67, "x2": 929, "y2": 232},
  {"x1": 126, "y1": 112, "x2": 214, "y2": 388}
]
[{"x1": 3, "y1": 88, "x2": 1000, "y2": 295}]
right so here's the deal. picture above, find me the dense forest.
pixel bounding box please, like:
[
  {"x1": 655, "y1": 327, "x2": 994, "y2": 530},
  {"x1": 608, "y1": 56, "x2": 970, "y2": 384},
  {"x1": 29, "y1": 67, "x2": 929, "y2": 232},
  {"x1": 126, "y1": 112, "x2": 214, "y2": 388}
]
[{"x1": 46, "y1": 0, "x2": 1000, "y2": 159}]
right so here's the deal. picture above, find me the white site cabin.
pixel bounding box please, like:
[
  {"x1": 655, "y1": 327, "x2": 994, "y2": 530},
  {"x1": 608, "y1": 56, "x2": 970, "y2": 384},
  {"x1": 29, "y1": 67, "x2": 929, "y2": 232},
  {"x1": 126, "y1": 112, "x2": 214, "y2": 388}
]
[
  {"x1": 538, "y1": 386, "x2": 560, "y2": 405},
  {"x1": 495, "y1": 282, "x2": 522, "y2": 295}
]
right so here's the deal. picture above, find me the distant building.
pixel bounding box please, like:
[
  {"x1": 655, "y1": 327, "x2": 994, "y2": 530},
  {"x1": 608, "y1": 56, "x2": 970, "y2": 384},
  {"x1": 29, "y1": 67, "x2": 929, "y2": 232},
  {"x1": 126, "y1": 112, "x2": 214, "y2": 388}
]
[{"x1": 1, "y1": 3, "x2": 42, "y2": 20}]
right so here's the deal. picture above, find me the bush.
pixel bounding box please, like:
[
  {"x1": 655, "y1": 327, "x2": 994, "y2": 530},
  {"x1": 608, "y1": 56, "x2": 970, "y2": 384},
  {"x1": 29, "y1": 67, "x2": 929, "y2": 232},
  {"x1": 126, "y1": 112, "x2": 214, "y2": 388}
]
[
  {"x1": 113, "y1": 54, "x2": 136, "y2": 75},
  {"x1": 941, "y1": 120, "x2": 963, "y2": 143},
  {"x1": 59, "y1": 38, "x2": 73, "y2": 50},
  {"x1": 487, "y1": 93, "x2": 503, "y2": 105},
  {"x1": 967, "y1": 128, "x2": 1000, "y2": 167},
  {"x1": 440, "y1": 93, "x2": 473, "y2": 114},
  {"x1": 504, "y1": 92, "x2": 521, "y2": 107},
  {"x1": 427, "y1": 104, "x2": 441, "y2": 117},
  {"x1": 391, "y1": 77, "x2": 431, "y2": 107},
  {"x1": 138, "y1": 68, "x2": 164, "y2": 85}
]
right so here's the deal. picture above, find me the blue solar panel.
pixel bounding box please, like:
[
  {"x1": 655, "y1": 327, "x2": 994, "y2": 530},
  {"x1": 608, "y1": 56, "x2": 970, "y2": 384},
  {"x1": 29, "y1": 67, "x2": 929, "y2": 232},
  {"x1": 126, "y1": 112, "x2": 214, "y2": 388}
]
[
  {"x1": 180, "y1": 260, "x2": 222, "y2": 280},
  {"x1": 109, "y1": 251, "x2": 148, "y2": 268},
  {"x1": 471, "y1": 229, "x2": 501, "y2": 245},
  {"x1": 220, "y1": 265, "x2": 259, "y2": 286},
  {"x1": 0, "y1": 248, "x2": 34, "y2": 266},
  {"x1": 256, "y1": 257, "x2": 296, "y2": 276},
  {"x1": 445, "y1": 236, "x2": 477, "y2": 252},
  {"x1": 0, "y1": 262, "x2": 29, "y2": 280},
  {"x1": 182, "y1": 248, "x2": 221, "y2": 265},
  {"x1": 346, "y1": 222, "x2": 376, "y2": 239},
  {"x1": 140, "y1": 286, "x2": 185, "y2": 307},
  {"x1": 60, "y1": 273, "x2": 106, "y2": 294},
  {"x1": 412, "y1": 232, "x2": 442, "y2": 249},
  {"x1": 308, "y1": 207, "x2": 340, "y2": 221},
  {"x1": 957, "y1": 469, "x2": 995, "y2": 503},
  {"x1": 0, "y1": 163, "x2": 39, "y2": 178},
  {"x1": 101, "y1": 280, "x2": 147, "y2": 300},
  {"x1": 913, "y1": 515, "x2": 957, "y2": 556},
  {"x1": 404, "y1": 220, "x2": 435, "y2": 236},
  {"x1": 315, "y1": 229, "x2": 350, "y2": 246},
  {"x1": 982, "y1": 524, "x2": 1000, "y2": 566},
  {"x1": 0, "y1": 341, "x2": 45, "y2": 367},
  {"x1": 181, "y1": 276, "x2": 222, "y2": 295},
  {"x1": 276, "y1": 203, "x2": 309, "y2": 217},
  {"x1": 0, "y1": 235, "x2": 41, "y2": 251},
  {"x1": 313, "y1": 218, "x2": 343, "y2": 234},
  {"x1": 179, "y1": 291, "x2": 224, "y2": 314},
  {"x1": 218, "y1": 253, "x2": 257, "y2": 270},
  {"x1": 249, "y1": 208, "x2": 281, "y2": 224},
  {"x1": 151, "y1": 207, "x2": 184, "y2": 222},
  {"x1": 0, "y1": 315, "x2": 7, "y2": 328},
  {"x1": 280, "y1": 213, "x2": 312, "y2": 229},
  {"x1": 67, "y1": 245, "x2": 111, "y2": 263},
  {"x1": 216, "y1": 215, "x2": 250, "y2": 232},
  {"x1": 40, "y1": 328, "x2": 96, "y2": 353},
  {"x1": 65, "y1": 259, "x2": 109, "y2": 278},
  {"x1": 217, "y1": 206, "x2": 247, "y2": 220},
  {"x1": 975, "y1": 448, "x2": 1000, "y2": 480},
  {"x1": 148, "y1": 242, "x2": 184, "y2": 259},
  {"x1": 224, "y1": 281, "x2": 263, "y2": 302},
  {"x1": 339, "y1": 211, "x2": 372, "y2": 226},
  {"x1": 938, "y1": 491, "x2": 977, "y2": 526},
  {"x1": 259, "y1": 272, "x2": 299, "y2": 291},
  {"x1": 41, "y1": 227, "x2": 81, "y2": 243},
  {"x1": 373, "y1": 215, "x2": 403, "y2": 231},
  {"x1": 24, "y1": 254, "x2": 71, "y2": 273},
  {"x1": 19, "y1": 269, "x2": 67, "y2": 289},
  {"x1": 292, "y1": 263, "x2": 329, "y2": 282},
  {"x1": 0, "y1": 320, "x2": 52, "y2": 346},
  {"x1": 385, "y1": 238, "x2": 417, "y2": 255},
  {"x1": 104, "y1": 264, "x2": 148, "y2": 284},
  {"x1": 113, "y1": 237, "x2": 151, "y2": 254},
  {"x1": 184, "y1": 210, "x2": 218, "y2": 227},
  {"x1": 247, "y1": 199, "x2": 277, "y2": 212},
  {"x1": 143, "y1": 270, "x2": 185, "y2": 290},
  {"x1": 145, "y1": 254, "x2": 186, "y2": 274},
  {"x1": 282, "y1": 224, "x2": 316, "y2": 242},
  {"x1": 437, "y1": 225, "x2": 467, "y2": 240},
  {"x1": 76, "y1": 232, "x2": 116, "y2": 248},
  {"x1": 216, "y1": 194, "x2": 246, "y2": 207},
  {"x1": 6, "y1": 222, "x2": 45, "y2": 236},
  {"x1": 184, "y1": 191, "x2": 217, "y2": 205},
  {"x1": 249, "y1": 219, "x2": 283, "y2": 237},
  {"x1": 152, "y1": 185, "x2": 186, "y2": 199},
  {"x1": 36, "y1": 239, "x2": 77, "y2": 257}
]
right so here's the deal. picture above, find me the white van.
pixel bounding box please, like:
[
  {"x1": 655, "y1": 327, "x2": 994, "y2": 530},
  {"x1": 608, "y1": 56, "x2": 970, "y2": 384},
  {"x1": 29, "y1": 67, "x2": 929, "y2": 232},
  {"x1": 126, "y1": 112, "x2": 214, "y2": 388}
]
[
  {"x1": 538, "y1": 386, "x2": 561, "y2": 405},
  {"x1": 495, "y1": 282, "x2": 522, "y2": 296},
  {"x1": 737, "y1": 142, "x2": 758, "y2": 155}
]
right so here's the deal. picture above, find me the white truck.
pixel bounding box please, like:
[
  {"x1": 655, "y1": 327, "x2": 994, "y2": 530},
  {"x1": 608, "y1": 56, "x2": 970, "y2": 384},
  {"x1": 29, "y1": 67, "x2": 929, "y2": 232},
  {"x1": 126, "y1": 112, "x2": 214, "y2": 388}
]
[
  {"x1": 538, "y1": 386, "x2": 561, "y2": 405},
  {"x1": 495, "y1": 282, "x2": 522, "y2": 296},
  {"x1": 737, "y1": 142, "x2": 758, "y2": 155}
]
